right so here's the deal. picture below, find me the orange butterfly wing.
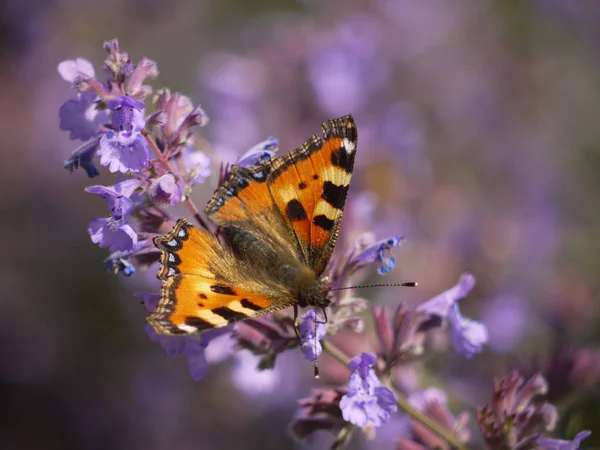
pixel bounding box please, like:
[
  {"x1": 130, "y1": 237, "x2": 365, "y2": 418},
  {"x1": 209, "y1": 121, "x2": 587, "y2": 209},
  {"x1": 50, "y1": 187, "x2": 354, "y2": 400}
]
[
  {"x1": 206, "y1": 115, "x2": 357, "y2": 275},
  {"x1": 148, "y1": 219, "x2": 282, "y2": 335}
]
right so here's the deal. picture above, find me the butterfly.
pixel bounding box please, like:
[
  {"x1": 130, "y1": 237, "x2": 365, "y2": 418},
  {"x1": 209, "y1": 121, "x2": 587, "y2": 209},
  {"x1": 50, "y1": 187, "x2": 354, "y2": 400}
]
[{"x1": 147, "y1": 115, "x2": 357, "y2": 336}]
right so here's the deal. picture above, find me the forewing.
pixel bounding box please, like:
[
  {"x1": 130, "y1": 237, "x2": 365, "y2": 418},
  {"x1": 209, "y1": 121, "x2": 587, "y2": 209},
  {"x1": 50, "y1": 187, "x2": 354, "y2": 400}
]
[{"x1": 267, "y1": 115, "x2": 357, "y2": 274}]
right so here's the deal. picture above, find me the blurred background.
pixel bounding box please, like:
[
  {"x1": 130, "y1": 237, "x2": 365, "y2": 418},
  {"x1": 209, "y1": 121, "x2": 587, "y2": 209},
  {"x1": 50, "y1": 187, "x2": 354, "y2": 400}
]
[{"x1": 1, "y1": 0, "x2": 600, "y2": 448}]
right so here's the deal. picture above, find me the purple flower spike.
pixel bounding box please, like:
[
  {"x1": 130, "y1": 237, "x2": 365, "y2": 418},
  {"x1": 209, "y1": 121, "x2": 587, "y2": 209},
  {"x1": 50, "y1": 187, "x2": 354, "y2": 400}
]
[
  {"x1": 448, "y1": 304, "x2": 488, "y2": 358},
  {"x1": 87, "y1": 217, "x2": 137, "y2": 252},
  {"x1": 339, "y1": 352, "x2": 397, "y2": 428},
  {"x1": 536, "y1": 431, "x2": 591, "y2": 450},
  {"x1": 351, "y1": 236, "x2": 403, "y2": 275},
  {"x1": 299, "y1": 310, "x2": 326, "y2": 362},
  {"x1": 149, "y1": 174, "x2": 183, "y2": 206}
]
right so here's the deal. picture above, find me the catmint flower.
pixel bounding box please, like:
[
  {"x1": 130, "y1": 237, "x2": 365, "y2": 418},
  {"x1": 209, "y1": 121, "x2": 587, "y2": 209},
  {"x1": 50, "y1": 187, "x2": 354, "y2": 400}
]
[
  {"x1": 417, "y1": 273, "x2": 488, "y2": 358},
  {"x1": 58, "y1": 58, "x2": 109, "y2": 141},
  {"x1": 85, "y1": 179, "x2": 141, "y2": 252},
  {"x1": 447, "y1": 303, "x2": 488, "y2": 358},
  {"x1": 536, "y1": 431, "x2": 591, "y2": 450},
  {"x1": 299, "y1": 310, "x2": 326, "y2": 362},
  {"x1": 64, "y1": 137, "x2": 101, "y2": 177},
  {"x1": 145, "y1": 326, "x2": 210, "y2": 381},
  {"x1": 97, "y1": 95, "x2": 150, "y2": 173},
  {"x1": 183, "y1": 149, "x2": 212, "y2": 186},
  {"x1": 339, "y1": 352, "x2": 397, "y2": 428},
  {"x1": 143, "y1": 296, "x2": 228, "y2": 381},
  {"x1": 87, "y1": 217, "x2": 137, "y2": 252},
  {"x1": 351, "y1": 236, "x2": 403, "y2": 275},
  {"x1": 149, "y1": 174, "x2": 183, "y2": 205}
]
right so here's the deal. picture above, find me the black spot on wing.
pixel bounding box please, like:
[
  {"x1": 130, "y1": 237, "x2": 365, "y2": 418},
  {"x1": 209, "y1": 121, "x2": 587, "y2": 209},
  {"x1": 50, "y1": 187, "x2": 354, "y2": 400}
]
[
  {"x1": 313, "y1": 214, "x2": 334, "y2": 231},
  {"x1": 210, "y1": 284, "x2": 236, "y2": 295},
  {"x1": 286, "y1": 199, "x2": 308, "y2": 221},
  {"x1": 241, "y1": 298, "x2": 262, "y2": 311},
  {"x1": 198, "y1": 293, "x2": 207, "y2": 299},
  {"x1": 298, "y1": 182, "x2": 307, "y2": 190},
  {"x1": 322, "y1": 181, "x2": 349, "y2": 210},
  {"x1": 313, "y1": 174, "x2": 319, "y2": 180},
  {"x1": 331, "y1": 147, "x2": 355, "y2": 173},
  {"x1": 185, "y1": 316, "x2": 214, "y2": 331},
  {"x1": 212, "y1": 307, "x2": 248, "y2": 322}
]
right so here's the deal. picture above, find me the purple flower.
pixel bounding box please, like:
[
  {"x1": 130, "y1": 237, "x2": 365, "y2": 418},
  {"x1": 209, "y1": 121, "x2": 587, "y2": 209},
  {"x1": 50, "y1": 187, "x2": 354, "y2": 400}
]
[
  {"x1": 58, "y1": 58, "x2": 95, "y2": 83},
  {"x1": 448, "y1": 303, "x2": 488, "y2": 358},
  {"x1": 236, "y1": 137, "x2": 278, "y2": 168},
  {"x1": 64, "y1": 138, "x2": 101, "y2": 177},
  {"x1": 87, "y1": 217, "x2": 137, "y2": 252},
  {"x1": 85, "y1": 179, "x2": 142, "y2": 218},
  {"x1": 58, "y1": 58, "x2": 109, "y2": 141},
  {"x1": 536, "y1": 431, "x2": 591, "y2": 450},
  {"x1": 143, "y1": 297, "x2": 228, "y2": 381},
  {"x1": 59, "y1": 91, "x2": 109, "y2": 141},
  {"x1": 299, "y1": 310, "x2": 326, "y2": 362},
  {"x1": 183, "y1": 148, "x2": 211, "y2": 186},
  {"x1": 85, "y1": 179, "x2": 141, "y2": 252},
  {"x1": 97, "y1": 96, "x2": 150, "y2": 173},
  {"x1": 149, "y1": 174, "x2": 183, "y2": 205},
  {"x1": 417, "y1": 273, "x2": 488, "y2": 358},
  {"x1": 145, "y1": 326, "x2": 210, "y2": 381},
  {"x1": 339, "y1": 352, "x2": 397, "y2": 427},
  {"x1": 351, "y1": 235, "x2": 403, "y2": 275}
]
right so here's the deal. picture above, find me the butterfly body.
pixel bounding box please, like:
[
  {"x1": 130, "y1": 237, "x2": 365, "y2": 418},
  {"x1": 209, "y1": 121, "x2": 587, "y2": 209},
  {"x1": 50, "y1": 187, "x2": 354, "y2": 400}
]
[{"x1": 148, "y1": 115, "x2": 356, "y2": 336}]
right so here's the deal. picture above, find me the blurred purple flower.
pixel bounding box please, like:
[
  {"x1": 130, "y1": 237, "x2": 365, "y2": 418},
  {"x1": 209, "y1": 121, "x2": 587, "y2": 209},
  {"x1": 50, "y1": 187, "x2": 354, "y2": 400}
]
[
  {"x1": 58, "y1": 58, "x2": 109, "y2": 141},
  {"x1": 448, "y1": 304, "x2": 488, "y2": 359},
  {"x1": 417, "y1": 273, "x2": 488, "y2": 358},
  {"x1": 97, "y1": 95, "x2": 150, "y2": 173},
  {"x1": 536, "y1": 431, "x2": 591, "y2": 450},
  {"x1": 59, "y1": 92, "x2": 109, "y2": 141},
  {"x1": 183, "y1": 149, "x2": 211, "y2": 186},
  {"x1": 299, "y1": 310, "x2": 326, "y2": 362},
  {"x1": 58, "y1": 58, "x2": 95, "y2": 82},
  {"x1": 149, "y1": 174, "x2": 182, "y2": 205},
  {"x1": 145, "y1": 326, "x2": 210, "y2": 381},
  {"x1": 339, "y1": 352, "x2": 397, "y2": 427},
  {"x1": 236, "y1": 137, "x2": 278, "y2": 168},
  {"x1": 351, "y1": 235, "x2": 403, "y2": 275},
  {"x1": 64, "y1": 137, "x2": 101, "y2": 177}
]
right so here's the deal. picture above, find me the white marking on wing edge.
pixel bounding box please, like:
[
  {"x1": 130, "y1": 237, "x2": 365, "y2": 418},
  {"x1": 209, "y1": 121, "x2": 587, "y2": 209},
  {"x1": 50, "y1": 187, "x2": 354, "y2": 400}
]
[
  {"x1": 167, "y1": 239, "x2": 177, "y2": 247},
  {"x1": 342, "y1": 138, "x2": 356, "y2": 154},
  {"x1": 177, "y1": 324, "x2": 198, "y2": 334}
]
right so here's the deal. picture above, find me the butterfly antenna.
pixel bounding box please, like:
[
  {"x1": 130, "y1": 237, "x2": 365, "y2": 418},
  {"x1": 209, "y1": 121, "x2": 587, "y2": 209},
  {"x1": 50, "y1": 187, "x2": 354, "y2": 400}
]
[
  {"x1": 330, "y1": 282, "x2": 417, "y2": 291},
  {"x1": 314, "y1": 312, "x2": 320, "y2": 379}
]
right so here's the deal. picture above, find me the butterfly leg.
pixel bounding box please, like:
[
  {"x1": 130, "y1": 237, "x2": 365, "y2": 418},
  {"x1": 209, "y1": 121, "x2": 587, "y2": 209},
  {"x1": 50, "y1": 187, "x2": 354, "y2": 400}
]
[
  {"x1": 316, "y1": 306, "x2": 328, "y2": 324},
  {"x1": 293, "y1": 303, "x2": 301, "y2": 341}
]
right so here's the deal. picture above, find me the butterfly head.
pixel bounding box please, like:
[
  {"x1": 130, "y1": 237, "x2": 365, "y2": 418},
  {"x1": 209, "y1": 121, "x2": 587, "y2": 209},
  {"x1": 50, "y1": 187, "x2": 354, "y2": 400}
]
[{"x1": 299, "y1": 280, "x2": 331, "y2": 309}]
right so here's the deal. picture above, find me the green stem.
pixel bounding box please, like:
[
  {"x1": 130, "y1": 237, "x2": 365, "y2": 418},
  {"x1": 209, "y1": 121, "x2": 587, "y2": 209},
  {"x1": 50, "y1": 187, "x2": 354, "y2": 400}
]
[{"x1": 321, "y1": 341, "x2": 469, "y2": 450}]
